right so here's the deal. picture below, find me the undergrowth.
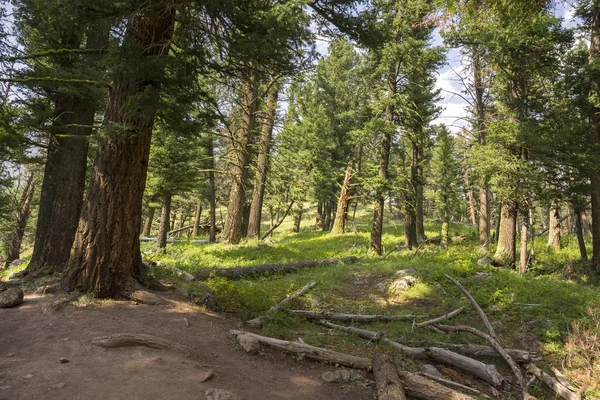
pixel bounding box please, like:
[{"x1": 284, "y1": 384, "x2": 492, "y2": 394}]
[{"x1": 140, "y1": 209, "x2": 599, "y2": 398}]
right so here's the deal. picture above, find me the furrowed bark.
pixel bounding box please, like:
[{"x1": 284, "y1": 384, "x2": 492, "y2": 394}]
[
  {"x1": 589, "y1": 2, "x2": 600, "y2": 273},
  {"x1": 372, "y1": 354, "x2": 407, "y2": 400},
  {"x1": 157, "y1": 193, "x2": 172, "y2": 249},
  {"x1": 247, "y1": 79, "x2": 279, "y2": 239},
  {"x1": 28, "y1": 28, "x2": 108, "y2": 274},
  {"x1": 221, "y1": 72, "x2": 260, "y2": 244},
  {"x1": 63, "y1": 2, "x2": 175, "y2": 298},
  {"x1": 494, "y1": 198, "x2": 517, "y2": 267}
]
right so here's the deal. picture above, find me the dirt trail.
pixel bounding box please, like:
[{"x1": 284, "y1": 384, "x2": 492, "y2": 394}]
[{"x1": 0, "y1": 292, "x2": 371, "y2": 400}]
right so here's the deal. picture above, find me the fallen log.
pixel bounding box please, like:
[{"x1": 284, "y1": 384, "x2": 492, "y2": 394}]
[
  {"x1": 444, "y1": 343, "x2": 541, "y2": 363},
  {"x1": 246, "y1": 281, "x2": 317, "y2": 328},
  {"x1": 444, "y1": 274, "x2": 524, "y2": 389},
  {"x1": 288, "y1": 310, "x2": 417, "y2": 322},
  {"x1": 194, "y1": 256, "x2": 359, "y2": 280},
  {"x1": 147, "y1": 260, "x2": 194, "y2": 282},
  {"x1": 526, "y1": 364, "x2": 581, "y2": 400},
  {"x1": 416, "y1": 372, "x2": 489, "y2": 398},
  {"x1": 318, "y1": 320, "x2": 505, "y2": 387},
  {"x1": 91, "y1": 333, "x2": 192, "y2": 355},
  {"x1": 230, "y1": 330, "x2": 372, "y2": 370},
  {"x1": 414, "y1": 307, "x2": 464, "y2": 328},
  {"x1": 372, "y1": 354, "x2": 407, "y2": 400},
  {"x1": 398, "y1": 371, "x2": 477, "y2": 400}
]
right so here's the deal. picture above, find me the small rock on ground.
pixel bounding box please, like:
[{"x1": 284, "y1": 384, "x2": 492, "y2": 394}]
[
  {"x1": 395, "y1": 269, "x2": 416, "y2": 277},
  {"x1": 205, "y1": 388, "x2": 241, "y2": 400},
  {"x1": 199, "y1": 369, "x2": 214, "y2": 382},
  {"x1": 0, "y1": 287, "x2": 24, "y2": 308},
  {"x1": 387, "y1": 276, "x2": 418, "y2": 295}
]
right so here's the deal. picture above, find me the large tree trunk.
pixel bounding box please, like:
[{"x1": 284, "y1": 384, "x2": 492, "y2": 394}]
[
  {"x1": 494, "y1": 198, "x2": 517, "y2": 267},
  {"x1": 63, "y1": 3, "x2": 175, "y2": 297},
  {"x1": 28, "y1": 30, "x2": 108, "y2": 275},
  {"x1": 548, "y1": 199, "x2": 561, "y2": 250},
  {"x1": 221, "y1": 72, "x2": 260, "y2": 244},
  {"x1": 247, "y1": 80, "x2": 279, "y2": 239},
  {"x1": 4, "y1": 173, "x2": 35, "y2": 267},
  {"x1": 590, "y1": 3, "x2": 600, "y2": 273},
  {"x1": 142, "y1": 207, "x2": 155, "y2": 237},
  {"x1": 371, "y1": 70, "x2": 396, "y2": 255},
  {"x1": 157, "y1": 193, "x2": 171, "y2": 249},
  {"x1": 207, "y1": 134, "x2": 217, "y2": 243},
  {"x1": 331, "y1": 163, "x2": 352, "y2": 235},
  {"x1": 192, "y1": 201, "x2": 203, "y2": 237},
  {"x1": 323, "y1": 202, "x2": 332, "y2": 231}
]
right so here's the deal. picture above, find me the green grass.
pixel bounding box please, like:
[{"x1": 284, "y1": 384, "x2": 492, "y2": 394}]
[{"x1": 143, "y1": 207, "x2": 600, "y2": 398}]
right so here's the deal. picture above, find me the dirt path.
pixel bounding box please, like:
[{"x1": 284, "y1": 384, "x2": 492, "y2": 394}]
[{"x1": 0, "y1": 292, "x2": 371, "y2": 400}]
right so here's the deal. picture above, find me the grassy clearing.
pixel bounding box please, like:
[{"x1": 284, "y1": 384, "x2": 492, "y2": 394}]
[{"x1": 144, "y1": 207, "x2": 600, "y2": 398}]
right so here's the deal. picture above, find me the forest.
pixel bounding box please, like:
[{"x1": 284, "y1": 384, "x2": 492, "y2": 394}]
[{"x1": 1, "y1": 0, "x2": 600, "y2": 399}]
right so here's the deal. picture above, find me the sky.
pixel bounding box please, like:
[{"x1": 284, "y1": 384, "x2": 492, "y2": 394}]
[{"x1": 430, "y1": 1, "x2": 579, "y2": 131}]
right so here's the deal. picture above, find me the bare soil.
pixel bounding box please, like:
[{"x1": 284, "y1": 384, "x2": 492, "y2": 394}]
[{"x1": 0, "y1": 291, "x2": 372, "y2": 400}]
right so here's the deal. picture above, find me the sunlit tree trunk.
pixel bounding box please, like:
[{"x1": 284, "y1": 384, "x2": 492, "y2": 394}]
[
  {"x1": 331, "y1": 163, "x2": 352, "y2": 235},
  {"x1": 547, "y1": 199, "x2": 561, "y2": 250},
  {"x1": 142, "y1": 207, "x2": 155, "y2": 237},
  {"x1": 222, "y1": 72, "x2": 260, "y2": 244},
  {"x1": 157, "y1": 193, "x2": 171, "y2": 249},
  {"x1": 248, "y1": 81, "x2": 279, "y2": 239},
  {"x1": 494, "y1": 198, "x2": 517, "y2": 267}
]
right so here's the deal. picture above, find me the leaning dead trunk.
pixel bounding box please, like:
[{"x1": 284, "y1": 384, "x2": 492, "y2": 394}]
[
  {"x1": 157, "y1": 193, "x2": 171, "y2": 249},
  {"x1": 221, "y1": 72, "x2": 260, "y2": 244},
  {"x1": 4, "y1": 173, "x2": 35, "y2": 267},
  {"x1": 331, "y1": 163, "x2": 353, "y2": 235},
  {"x1": 548, "y1": 199, "x2": 561, "y2": 250},
  {"x1": 28, "y1": 29, "x2": 108, "y2": 275},
  {"x1": 371, "y1": 70, "x2": 396, "y2": 255},
  {"x1": 247, "y1": 80, "x2": 279, "y2": 239},
  {"x1": 63, "y1": 3, "x2": 175, "y2": 298},
  {"x1": 494, "y1": 197, "x2": 517, "y2": 267}
]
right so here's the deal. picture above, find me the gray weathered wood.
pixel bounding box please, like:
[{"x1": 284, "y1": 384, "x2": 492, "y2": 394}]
[
  {"x1": 288, "y1": 309, "x2": 416, "y2": 322},
  {"x1": 372, "y1": 354, "x2": 407, "y2": 400},
  {"x1": 526, "y1": 364, "x2": 581, "y2": 400},
  {"x1": 230, "y1": 330, "x2": 372, "y2": 370}
]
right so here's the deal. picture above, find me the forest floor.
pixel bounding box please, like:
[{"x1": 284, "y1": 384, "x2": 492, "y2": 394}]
[
  {"x1": 2, "y1": 209, "x2": 600, "y2": 399},
  {"x1": 0, "y1": 289, "x2": 371, "y2": 400}
]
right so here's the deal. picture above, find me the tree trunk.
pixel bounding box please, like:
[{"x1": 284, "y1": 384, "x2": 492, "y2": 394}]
[
  {"x1": 371, "y1": 70, "x2": 396, "y2": 255},
  {"x1": 28, "y1": 29, "x2": 108, "y2": 274},
  {"x1": 590, "y1": 2, "x2": 600, "y2": 273},
  {"x1": 207, "y1": 134, "x2": 217, "y2": 243},
  {"x1": 441, "y1": 208, "x2": 450, "y2": 248},
  {"x1": 157, "y1": 193, "x2": 171, "y2": 249},
  {"x1": 465, "y1": 171, "x2": 477, "y2": 227},
  {"x1": 293, "y1": 205, "x2": 303, "y2": 233},
  {"x1": 221, "y1": 72, "x2": 260, "y2": 244},
  {"x1": 519, "y1": 206, "x2": 529, "y2": 274},
  {"x1": 575, "y1": 207, "x2": 588, "y2": 261},
  {"x1": 494, "y1": 198, "x2": 517, "y2": 267},
  {"x1": 323, "y1": 202, "x2": 332, "y2": 231},
  {"x1": 4, "y1": 173, "x2": 35, "y2": 267},
  {"x1": 331, "y1": 163, "x2": 352, "y2": 235},
  {"x1": 548, "y1": 199, "x2": 561, "y2": 250},
  {"x1": 142, "y1": 207, "x2": 155, "y2": 237},
  {"x1": 316, "y1": 202, "x2": 323, "y2": 230},
  {"x1": 248, "y1": 80, "x2": 279, "y2": 239},
  {"x1": 404, "y1": 201, "x2": 418, "y2": 249},
  {"x1": 479, "y1": 188, "x2": 490, "y2": 251},
  {"x1": 63, "y1": 3, "x2": 175, "y2": 297},
  {"x1": 408, "y1": 141, "x2": 420, "y2": 247},
  {"x1": 192, "y1": 202, "x2": 203, "y2": 237},
  {"x1": 416, "y1": 143, "x2": 426, "y2": 241}
]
